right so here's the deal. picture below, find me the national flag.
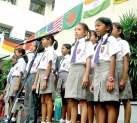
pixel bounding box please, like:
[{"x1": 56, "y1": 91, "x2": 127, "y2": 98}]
[
  {"x1": 83, "y1": 0, "x2": 110, "y2": 19},
  {"x1": 62, "y1": 2, "x2": 83, "y2": 30},
  {"x1": 47, "y1": 16, "x2": 63, "y2": 34},
  {"x1": 36, "y1": 26, "x2": 47, "y2": 37},
  {"x1": 113, "y1": 0, "x2": 128, "y2": 4},
  {"x1": 2, "y1": 37, "x2": 23, "y2": 52},
  {"x1": 24, "y1": 33, "x2": 35, "y2": 50}
]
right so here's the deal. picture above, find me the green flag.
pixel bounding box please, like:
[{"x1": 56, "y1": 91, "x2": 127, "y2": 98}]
[{"x1": 62, "y1": 2, "x2": 83, "y2": 30}]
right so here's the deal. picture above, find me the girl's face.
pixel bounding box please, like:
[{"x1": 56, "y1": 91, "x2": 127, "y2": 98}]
[
  {"x1": 75, "y1": 24, "x2": 88, "y2": 39},
  {"x1": 90, "y1": 32, "x2": 98, "y2": 44},
  {"x1": 15, "y1": 50, "x2": 22, "y2": 57},
  {"x1": 12, "y1": 55, "x2": 17, "y2": 64},
  {"x1": 61, "y1": 46, "x2": 69, "y2": 56},
  {"x1": 111, "y1": 25, "x2": 121, "y2": 38},
  {"x1": 30, "y1": 42, "x2": 36, "y2": 52},
  {"x1": 95, "y1": 20, "x2": 110, "y2": 37},
  {"x1": 42, "y1": 38, "x2": 49, "y2": 48}
]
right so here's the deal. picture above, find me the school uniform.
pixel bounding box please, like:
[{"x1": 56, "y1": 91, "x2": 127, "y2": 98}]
[
  {"x1": 7, "y1": 57, "x2": 26, "y2": 97},
  {"x1": 24, "y1": 54, "x2": 41, "y2": 123},
  {"x1": 57, "y1": 54, "x2": 71, "y2": 94},
  {"x1": 87, "y1": 44, "x2": 96, "y2": 102},
  {"x1": 65, "y1": 38, "x2": 94, "y2": 100},
  {"x1": 36, "y1": 46, "x2": 57, "y2": 94},
  {"x1": 94, "y1": 34, "x2": 120, "y2": 102},
  {"x1": 116, "y1": 38, "x2": 133, "y2": 99}
]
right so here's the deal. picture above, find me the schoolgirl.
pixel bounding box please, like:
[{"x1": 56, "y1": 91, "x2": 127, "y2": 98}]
[
  {"x1": 112, "y1": 22, "x2": 133, "y2": 123},
  {"x1": 7, "y1": 48, "x2": 28, "y2": 123},
  {"x1": 24, "y1": 41, "x2": 44, "y2": 123},
  {"x1": 32, "y1": 35, "x2": 58, "y2": 123},
  {"x1": 65, "y1": 22, "x2": 94, "y2": 123},
  {"x1": 57, "y1": 44, "x2": 71, "y2": 123},
  {"x1": 3, "y1": 55, "x2": 18, "y2": 117},
  {"x1": 90, "y1": 17, "x2": 120, "y2": 123},
  {"x1": 87, "y1": 30, "x2": 99, "y2": 123}
]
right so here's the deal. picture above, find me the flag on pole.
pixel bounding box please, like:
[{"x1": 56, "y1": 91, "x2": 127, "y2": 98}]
[
  {"x1": 36, "y1": 26, "x2": 47, "y2": 37},
  {"x1": 83, "y1": 0, "x2": 110, "y2": 19},
  {"x1": 113, "y1": 0, "x2": 128, "y2": 4},
  {"x1": 2, "y1": 37, "x2": 23, "y2": 52},
  {"x1": 47, "y1": 16, "x2": 63, "y2": 34},
  {"x1": 62, "y1": 2, "x2": 83, "y2": 30}
]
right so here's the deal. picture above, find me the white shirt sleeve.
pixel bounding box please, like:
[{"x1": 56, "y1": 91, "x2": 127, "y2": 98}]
[
  {"x1": 122, "y1": 41, "x2": 131, "y2": 57},
  {"x1": 85, "y1": 41, "x2": 94, "y2": 59},
  {"x1": 47, "y1": 48, "x2": 54, "y2": 63},
  {"x1": 20, "y1": 60, "x2": 26, "y2": 74},
  {"x1": 108, "y1": 37, "x2": 120, "y2": 57}
]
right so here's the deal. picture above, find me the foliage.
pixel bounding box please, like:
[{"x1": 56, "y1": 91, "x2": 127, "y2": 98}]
[
  {"x1": 120, "y1": 10, "x2": 137, "y2": 100},
  {"x1": 0, "y1": 59, "x2": 12, "y2": 94}
]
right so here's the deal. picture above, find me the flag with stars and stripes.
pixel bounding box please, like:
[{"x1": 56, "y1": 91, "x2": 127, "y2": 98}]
[{"x1": 47, "y1": 16, "x2": 63, "y2": 34}]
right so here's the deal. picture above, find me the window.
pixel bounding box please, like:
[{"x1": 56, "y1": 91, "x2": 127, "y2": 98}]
[
  {"x1": 52, "y1": 1, "x2": 55, "y2": 11},
  {"x1": 0, "y1": 26, "x2": 11, "y2": 37},
  {"x1": 29, "y1": 0, "x2": 46, "y2": 15},
  {"x1": 1, "y1": 0, "x2": 16, "y2": 5}
]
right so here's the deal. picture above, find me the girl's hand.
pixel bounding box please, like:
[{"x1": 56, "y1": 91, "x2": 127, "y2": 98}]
[
  {"x1": 14, "y1": 86, "x2": 19, "y2": 92},
  {"x1": 119, "y1": 79, "x2": 126, "y2": 90},
  {"x1": 63, "y1": 83, "x2": 66, "y2": 90},
  {"x1": 90, "y1": 83, "x2": 94, "y2": 94},
  {"x1": 40, "y1": 80, "x2": 47, "y2": 90},
  {"x1": 106, "y1": 81, "x2": 114, "y2": 93},
  {"x1": 32, "y1": 83, "x2": 37, "y2": 91},
  {"x1": 81, "y1": 75, "x2": 88, "y2": 89}
]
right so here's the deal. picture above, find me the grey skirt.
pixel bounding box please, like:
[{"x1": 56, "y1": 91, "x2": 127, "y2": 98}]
[
  {"x1": 36, "y1": 69, "x2": 55, "y2": 94},
  {"x1": 65, "y1": 64, "x2": 87, "y2": 100},
  {"x1": 7, "y1": 76, "x2": 19, "y2": 97},
  {"x1": 94, "y1": 62, "x2": 119, "y2": 102},
  {"x1": 57, "y1": 71, "x2": 68, "y2": 94},
  {"x1": 87, "y1": 68, "x2": 94, "y2": 102},
  {"x1": 116, "y1": 61, "x2": 133, "y2": 99}
]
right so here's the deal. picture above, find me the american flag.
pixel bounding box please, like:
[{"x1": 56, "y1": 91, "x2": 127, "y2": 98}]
[{"x1": 47, "y1": 16, "x2": 63, "y2": 34}]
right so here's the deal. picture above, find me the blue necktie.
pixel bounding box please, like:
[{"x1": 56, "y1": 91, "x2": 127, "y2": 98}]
[
  {"x1": 57, "y1": 57, "x2": 65, "y2": 76},
  {"x1": 94, "y1": 38, "x2": 103, "y2": 64},
  {"x1": 71, "y1": 41, "x2": 79, "y2": 63}
]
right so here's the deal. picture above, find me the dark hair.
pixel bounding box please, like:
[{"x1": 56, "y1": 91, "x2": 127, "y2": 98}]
[
  {"x1": 15, "y1": 48, "x2": 28, "y2": 63},
  {"x1": 45, "y1": 35, "x2": 58, "y2": 50},
  {"x1": 78, "y1": 22, "x2": 89, "y2": 32},
  {"x1": 34, "y1": 41, "x2": 45, "y2": 53},
  {"x1": 112, "y1": 22, "x2": 125, "y2": 39},
  {"x1": 96, "y1": 17, "x2": 113, "y2": 44},
  {"x1": 63, "y1": 43, "x2": 72, "y2": 54}
]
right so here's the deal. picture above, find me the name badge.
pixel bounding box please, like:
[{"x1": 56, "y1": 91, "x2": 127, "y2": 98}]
[
  {"x1": 101, "y1": 46, "x2": 105, "y2": 53},
  {"x1": 63, "y1": 63, "x2": 66, "y2": 67}
]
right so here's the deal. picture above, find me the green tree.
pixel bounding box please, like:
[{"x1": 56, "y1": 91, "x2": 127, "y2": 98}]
[
  {"x1": 120, "y1": 10, "x2": 137, "y2": 100},
  {"x1": 0, "y1": 59, "x2": 12, "y2": 93}
]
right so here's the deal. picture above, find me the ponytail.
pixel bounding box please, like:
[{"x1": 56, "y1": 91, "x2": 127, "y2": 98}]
[{"x1": 54, "y1": 40, "x2": 58, "y2": 50}]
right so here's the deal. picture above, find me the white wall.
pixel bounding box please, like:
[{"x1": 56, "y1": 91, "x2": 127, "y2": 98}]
[{"x1": 0, "y1": 0, "x2": 137, "y2": 56}]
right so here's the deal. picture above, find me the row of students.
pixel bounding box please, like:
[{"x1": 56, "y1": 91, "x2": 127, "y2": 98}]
[
  {"x1": 57, "y1": 18, "x2": 132, "y2": 123},
  {"x1": 3, "y1": 16, "x2": 132, "y2": 123}
]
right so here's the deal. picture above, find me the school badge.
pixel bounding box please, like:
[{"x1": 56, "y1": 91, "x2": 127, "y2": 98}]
[
  {"x1": 77, "y1": 49, "x2": 81, "y2": 54},
  {"x1": 15, "y1": 67, "x2": 18, "y2": 70},
  {"x1": 101, "y1": 46, "x2": 105, "y2": 53},
  {"x1": 32, "y1": 63, "x2": 36, "y2": 68},
  {"x1": 63, "y1": 63, "x2": 66, "y2": 67},
  {"x1": 42, "y1": 56, "x2": 46, "y2": 61}
]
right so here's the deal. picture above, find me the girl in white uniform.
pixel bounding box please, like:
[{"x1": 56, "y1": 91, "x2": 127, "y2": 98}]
[
  {"x1": 112, "y1": 22, "x2": 133, "y2": 123},
  {"x1": 24, "y1": 41, "x2": 44, "y2": 123},
  {"x1": 65, "y1": 22, "x2": 94, "y2": 123},
  {"x1": 7, "y1": 48, "x2": 27, "y2": 123},
  {"x1": 87, "y1": 30, "x2": 99, "y2": 123},
  {"x1": 32, "y1": 35, "x2": 58, "y2": 123},
  {"x1": 57, "y1": 44, "x2": 71, "y2": 123},
  {"x1": 90, "y1": 17, "x2": 120, "y2": 123}
]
